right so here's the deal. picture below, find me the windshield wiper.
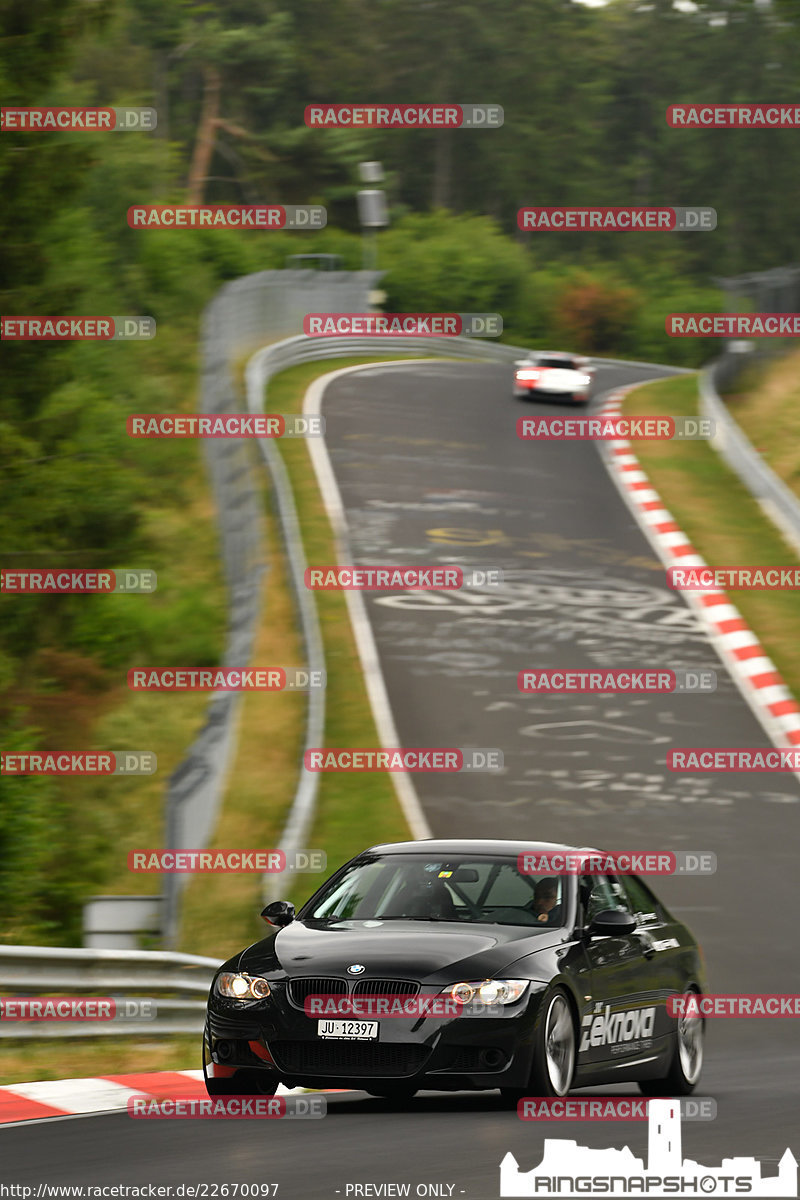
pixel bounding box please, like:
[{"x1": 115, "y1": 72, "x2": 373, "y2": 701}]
[{"x1": 375, "y1": 915, "x2": 458, "y2": 922}]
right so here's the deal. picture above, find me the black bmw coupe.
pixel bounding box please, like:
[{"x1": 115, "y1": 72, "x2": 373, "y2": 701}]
[{"x1": 203, "y1": 839, "x2": 706, "y2": 1102}]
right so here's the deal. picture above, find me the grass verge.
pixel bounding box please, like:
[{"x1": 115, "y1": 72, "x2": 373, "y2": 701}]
[
  {"x1": 722, "y1": 346, "x2": 800, "y2": 501},
  {"x1": 622, "y1": 374, "x2": 800, "y2": 703}
]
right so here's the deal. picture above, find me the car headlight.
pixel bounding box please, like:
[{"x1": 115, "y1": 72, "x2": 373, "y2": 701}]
[
  {"x1": 515, "y1": 370, "x2": 540, "y2": 381},
  {"x1": 216, "y1": 972, "x2": 271, "y2": 1001},
  {"x1": 576, "y1": 373, "x2": 592, "y2": 386},
  {"x1": 439, "y1": 979, "x2": 529, "y2": 1006}
]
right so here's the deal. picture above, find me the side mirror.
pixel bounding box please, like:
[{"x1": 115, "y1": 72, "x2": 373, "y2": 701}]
[
  {"x1": 261, "y1": 900, "x2": 295, "y2": 927},
  {"x1": 588, "y1": 908, "x2": 637, "y2": 937}
]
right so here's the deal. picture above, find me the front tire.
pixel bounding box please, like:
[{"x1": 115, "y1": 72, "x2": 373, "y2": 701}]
[{"x1": 500, "y1": 986, "x2": 576, "y2": 1104}]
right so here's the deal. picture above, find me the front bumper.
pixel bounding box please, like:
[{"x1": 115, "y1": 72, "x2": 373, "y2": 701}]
[
  {"x1": 513, "y1": 381, "x2": 588, "y2": 401},
  {"x1": 206, "y1": 985, "x2": 544, "y2": 1091}
]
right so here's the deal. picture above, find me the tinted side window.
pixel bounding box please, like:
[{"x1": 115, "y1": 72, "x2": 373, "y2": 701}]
[
  {"x1": 581, "y1": 874, "x2": 631, "y2": 923},
  {"x1": 619, "y1": 875, "x2": 664, "y2": 926}
]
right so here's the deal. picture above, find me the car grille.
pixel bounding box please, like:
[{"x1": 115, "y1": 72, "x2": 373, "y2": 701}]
[
  {"x1": 269, "y1": 1040, "x2": 430, "y2": 1078},
  {"x1": 287, "y1": 976, "x2": 420, "y2": 1008},
  {"x1": 352, "y1": 979, "x2": 419, "y2": 997},
  {"x1": 287, "y1": 978, "x2": 348, "y2": 1007}
]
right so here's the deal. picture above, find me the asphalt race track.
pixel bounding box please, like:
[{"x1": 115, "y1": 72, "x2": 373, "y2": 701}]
[{"x1": 4, "y1": 360, "x2": 800, "y2": 1197}]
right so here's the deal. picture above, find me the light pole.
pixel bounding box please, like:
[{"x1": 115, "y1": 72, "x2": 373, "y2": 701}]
[{"x1": 357, "y1": 161, "x2": 389, "y2": 277}]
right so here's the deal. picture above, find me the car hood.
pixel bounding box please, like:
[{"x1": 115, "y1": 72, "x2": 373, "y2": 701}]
[{"x1": 235, "y1": 919, "x2": 566, "y2": 981}]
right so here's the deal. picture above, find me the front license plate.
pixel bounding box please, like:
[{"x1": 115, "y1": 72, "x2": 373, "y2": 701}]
[{"x1": 317, "y1": 1019, "x2": 378, "y2": 1040}]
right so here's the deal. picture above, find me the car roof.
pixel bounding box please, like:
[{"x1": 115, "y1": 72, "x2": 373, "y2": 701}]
[{"x1": 362, "y1": 838, "x2": 603, "y2": 856}]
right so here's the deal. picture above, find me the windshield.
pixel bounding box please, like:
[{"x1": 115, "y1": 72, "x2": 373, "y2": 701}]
[
  {"x1": 539, "y1": 356, "x2": 577, "y2": 371},
  {"x1": 305, "y1": 854, "x2": 567, "y2": 928}
]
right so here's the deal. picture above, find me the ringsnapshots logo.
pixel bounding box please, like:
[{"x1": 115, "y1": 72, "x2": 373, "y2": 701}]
[
  {"x1": 0, "y1": 752, "x2": 156, "y2": 776},
  {"x1": 304, "y1": 104, "x2": 503, "y2": 128},
  {"x1": 668, "y1": 103, "x2": 800, "y2": 127},
  {"x1": 518, "y1": 207, "x2": 716, "y2": 232},
  {"x1": 669, "y1": 565, "x2": 800, "y2": 590},
  {"x1": 303, "y1": 313, "x2": 502, "y2": 337},
  {"x1": 304, "y1": 566, "x2": 502, "y2": 590},
  {"x1": 518, "y1": 669, "x2": 716, "y2": 694},
  {"x1": 668, "y1": 313, "x2": 800, "y2": 337},
  {"x1": 1, "y1": 569, "x2": 156, "y2": 593},
  {"x1": 668, "y1": 748, "x2": 800, "y2": 773},
  {"x1": 499, "y1": 1100, "x2": 797, "y2": 1197},
  {"x1": 128, "y1": 205, "x2": 326, "y2": 229},
  {"x1": 1, "y1": 317, "x2": 155, "y2": 340},
  {"x1": 128, "y1": 1096, "x2": 326, "y2": 1120},
  {"x1": 1, "y1": 107, "x2": 157, "y2": 131},
  {"x1": 517, "y1": 415, "x2": 714, "y2": 440},
  {"x1": 303, "y1": 748, "x2": 503, "y2": 773},
  {"x1": 128, "y1": 849, "x2": 326, "y2": 873},
  {"x1": 127, "y1": 414, "x2": 323, "y2": 438},
  {"x1": 518, "y1": 850, "x2": 716, "y2": 876},
  {"x1": 127, "y1": 668, "x2": 325, "y2": 691}
]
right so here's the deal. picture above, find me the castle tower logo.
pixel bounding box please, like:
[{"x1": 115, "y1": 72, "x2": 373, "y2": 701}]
[{"x1": 500, "y1": 1099, "x2": 797, "y2": 1197}]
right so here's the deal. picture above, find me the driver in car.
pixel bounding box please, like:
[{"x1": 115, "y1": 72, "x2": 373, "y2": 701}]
[{"x1": 531, "y1": 877, "x2": 562, "y2": 925}]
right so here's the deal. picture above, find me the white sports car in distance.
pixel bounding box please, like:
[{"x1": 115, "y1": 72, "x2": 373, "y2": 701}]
[{"x1": 513, "y1": 352, "x2": 594, "y2": 404}]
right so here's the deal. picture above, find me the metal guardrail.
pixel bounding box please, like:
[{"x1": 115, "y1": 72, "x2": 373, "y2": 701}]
[
  {"x1": 162, "y1": 271, "x2": 380, "y2": 947},
  {"x1": 700, "y1": 352, "x2": 800, "y2": 559},
  {"x1": 0, "y1": 945, "x2": 221, "y2": 1038}
]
